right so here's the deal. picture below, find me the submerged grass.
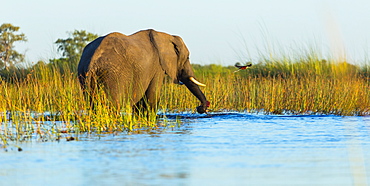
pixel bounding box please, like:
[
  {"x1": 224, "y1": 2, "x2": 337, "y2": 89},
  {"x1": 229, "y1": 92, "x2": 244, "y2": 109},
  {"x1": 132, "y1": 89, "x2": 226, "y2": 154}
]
[
  {"x1": 0, "y1": 51, "x2": 369, "y2": 145},
  {"x1": 164, "y1": 54, "x2": 369, "y2": 116},
  {"x1": 162, "y1": 73, "x2": 369, "y2": 115},
  {"x1": 0, "y1": 65, "x2": 160, "y2": 146}
]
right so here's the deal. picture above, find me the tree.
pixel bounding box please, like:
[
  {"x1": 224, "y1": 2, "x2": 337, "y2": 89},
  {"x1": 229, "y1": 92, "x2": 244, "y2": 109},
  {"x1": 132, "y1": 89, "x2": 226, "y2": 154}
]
[
  {"x1": 50, "y1": 30, "x2": 98, "y2": 71},
  {"x1": 0, "y1": 23, "x2": 27, "y2": 70}
]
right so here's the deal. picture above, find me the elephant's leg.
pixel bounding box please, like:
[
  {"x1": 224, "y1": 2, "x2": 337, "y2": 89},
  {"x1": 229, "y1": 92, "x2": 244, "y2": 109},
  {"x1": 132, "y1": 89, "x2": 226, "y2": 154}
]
[
  {"x1": 104, "y1": 77, "x2": 132, "y2": 111},
  {"x1": 146, "y1": 72, "x2": 165, "y2": 111},
  {"x1": 134, "y1": 72, "x2": 165, "y2": 114}
]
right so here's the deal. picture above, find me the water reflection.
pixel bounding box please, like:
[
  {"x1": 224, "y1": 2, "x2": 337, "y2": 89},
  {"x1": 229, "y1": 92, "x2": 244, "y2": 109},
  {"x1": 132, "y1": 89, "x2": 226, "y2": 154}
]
[{"x1": 1, "y1": 113, "x2": 370, "y2": 185}]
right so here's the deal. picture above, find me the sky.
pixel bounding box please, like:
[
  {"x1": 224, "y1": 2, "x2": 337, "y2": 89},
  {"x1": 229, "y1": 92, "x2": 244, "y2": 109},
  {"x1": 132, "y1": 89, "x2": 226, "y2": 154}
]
[{"x1": 3, "y1": 0, "x2": 370, "y2": 66}]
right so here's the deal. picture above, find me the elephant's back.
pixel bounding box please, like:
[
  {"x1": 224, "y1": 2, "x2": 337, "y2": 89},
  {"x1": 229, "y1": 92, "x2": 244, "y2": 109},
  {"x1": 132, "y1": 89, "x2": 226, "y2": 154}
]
[
  {"x1": 106, "y1": 32, "x2": 127, "y2": 38},
  {"x1": 91, "y1": 32, "x2": 152, "y2": 67},
  {"x1": 78, "y1": 36, "x2": 105, "y2": 74},
  {"x1": 90, "y1": 33, "x2": 132, "y2": 68},
  {"x1": 80, "y1": 30, "x2": 154, "y2": 72},
  {"x1": 86, "y1": 33, "x2": 137, "y2": 82},
  {"x1": 84, "y1": 31, "x2": 156, "y2": 79}
]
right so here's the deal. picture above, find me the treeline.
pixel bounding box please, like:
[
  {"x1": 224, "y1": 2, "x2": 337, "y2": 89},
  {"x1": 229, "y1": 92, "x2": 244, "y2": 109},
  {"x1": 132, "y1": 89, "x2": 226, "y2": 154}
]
[
  {"x1": 1, "y1": 22, "x2": 369, "y2": 82},
  {"x1": 0, "y1": 23, "x2": 98, "y2": 81}
]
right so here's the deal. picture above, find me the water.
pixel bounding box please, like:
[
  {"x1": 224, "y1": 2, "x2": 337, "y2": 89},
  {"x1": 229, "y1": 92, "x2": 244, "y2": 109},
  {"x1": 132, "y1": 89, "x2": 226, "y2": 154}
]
[{"x1": 1, "y1": 112, "x2": 370, "y2": 185}]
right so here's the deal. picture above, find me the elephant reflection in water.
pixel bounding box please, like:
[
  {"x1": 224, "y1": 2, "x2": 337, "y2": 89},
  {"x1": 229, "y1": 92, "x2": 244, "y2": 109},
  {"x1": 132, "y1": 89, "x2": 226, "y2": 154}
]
[{"x1": 78, "y1": 29, "x2": 209, "y2": 113}]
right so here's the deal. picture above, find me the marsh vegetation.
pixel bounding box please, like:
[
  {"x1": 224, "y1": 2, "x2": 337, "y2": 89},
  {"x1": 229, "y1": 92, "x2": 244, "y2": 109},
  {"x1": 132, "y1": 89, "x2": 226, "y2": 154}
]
[
  {"x1": 1, "y1": 52, "x2": 369, "y2": 145},
  {"x1": 0, "y1": 23, "x2": 369, "y2": 146}
]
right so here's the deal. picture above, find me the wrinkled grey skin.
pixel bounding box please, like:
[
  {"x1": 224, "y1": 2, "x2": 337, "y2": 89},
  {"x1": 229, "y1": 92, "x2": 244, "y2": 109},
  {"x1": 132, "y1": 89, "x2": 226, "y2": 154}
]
[{"x1": 78, "y1": 29, "x2": 209, "y2": 113}]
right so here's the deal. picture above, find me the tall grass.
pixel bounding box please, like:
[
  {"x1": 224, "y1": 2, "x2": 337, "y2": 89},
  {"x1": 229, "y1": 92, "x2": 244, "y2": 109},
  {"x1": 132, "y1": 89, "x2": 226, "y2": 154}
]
[
  {"x1": 0, "y1": 64, "x2": 159, "y2": 146},
  {"x1": 164, "y1": 55, "x2": 369, "y2": 116},
  {"x1": 0, "y1": 51, "x2": 369, "y2": 145},
  {"x1": 161, "y1": 73, "x2": 369, "y2": 115}
]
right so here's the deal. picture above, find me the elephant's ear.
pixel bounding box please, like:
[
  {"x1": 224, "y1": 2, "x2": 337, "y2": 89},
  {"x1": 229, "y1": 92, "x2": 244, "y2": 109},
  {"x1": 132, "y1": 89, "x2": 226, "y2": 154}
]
[
  {"x1": 149, "y1": 30, "x2": 185, "y2": 83},
  {"x1": 172, "y1": 35, "x2": 194, "y2": 77}
]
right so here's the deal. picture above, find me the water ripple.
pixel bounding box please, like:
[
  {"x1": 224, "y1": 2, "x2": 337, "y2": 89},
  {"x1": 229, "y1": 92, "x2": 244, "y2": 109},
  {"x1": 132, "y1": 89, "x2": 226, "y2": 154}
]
[{"x1": 1, "y1": 112, "x2": 369, "y2": 185}]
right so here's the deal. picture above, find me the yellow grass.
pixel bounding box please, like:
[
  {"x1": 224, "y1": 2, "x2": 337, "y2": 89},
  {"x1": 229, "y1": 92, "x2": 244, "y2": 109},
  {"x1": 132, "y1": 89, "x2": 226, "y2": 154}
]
[
  {"x1": 0, "y1": 55, "x2": 369, "y2": 144},
  {"x1": 161, "y1": 72, "x2": 369, "y2": 116}
]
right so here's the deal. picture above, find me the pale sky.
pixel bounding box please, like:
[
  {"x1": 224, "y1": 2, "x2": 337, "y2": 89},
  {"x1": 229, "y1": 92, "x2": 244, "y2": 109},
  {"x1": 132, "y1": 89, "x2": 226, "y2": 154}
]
[{"x1": 3, "y1": 0, "x2": 370, "y2": 66}]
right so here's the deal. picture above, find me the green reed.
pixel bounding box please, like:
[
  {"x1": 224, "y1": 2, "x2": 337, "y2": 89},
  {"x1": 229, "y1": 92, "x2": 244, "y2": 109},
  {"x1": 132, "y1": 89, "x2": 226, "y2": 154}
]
[
  {"x1": 0, "y1": 64, "x2": 160, "y2": 146},
  {"x1": 1, "y1": 53, "x2": 370, "y2": 145},
  {"x1": 163, "y1": 57, "x2": 369, "y2": 116}
]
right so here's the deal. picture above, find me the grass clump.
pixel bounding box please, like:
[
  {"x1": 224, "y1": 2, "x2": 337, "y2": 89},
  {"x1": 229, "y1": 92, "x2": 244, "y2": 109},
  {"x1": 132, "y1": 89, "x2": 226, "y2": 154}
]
[
  {"x1": 0, "y1": 64, "x2": 160, "y2": 146},
  {"x1": 182, "y1": 54, "x2": 369, "y2": 115},
  {"x1": 0, "y1": 48, "x2": 369, "y2": 146}
]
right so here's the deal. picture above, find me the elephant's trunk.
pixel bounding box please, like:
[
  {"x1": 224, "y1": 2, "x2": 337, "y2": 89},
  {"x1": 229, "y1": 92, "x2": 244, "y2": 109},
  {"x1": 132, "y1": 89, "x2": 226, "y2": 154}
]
[{"x1": 181, "y1": 77, "x2": 209, "y2": 113}]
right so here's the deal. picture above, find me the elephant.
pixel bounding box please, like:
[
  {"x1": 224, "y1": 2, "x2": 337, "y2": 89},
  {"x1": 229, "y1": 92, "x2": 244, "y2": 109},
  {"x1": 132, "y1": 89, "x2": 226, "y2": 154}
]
[{"x1": 77, "y1": 29, "x2": 209, "y2": 113}]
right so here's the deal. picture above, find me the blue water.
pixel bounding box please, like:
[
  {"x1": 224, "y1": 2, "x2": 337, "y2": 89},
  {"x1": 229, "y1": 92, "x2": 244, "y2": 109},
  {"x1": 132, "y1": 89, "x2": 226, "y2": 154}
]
[{"x1": 1, "y1": 113, "x2": 370, "y2": 185}]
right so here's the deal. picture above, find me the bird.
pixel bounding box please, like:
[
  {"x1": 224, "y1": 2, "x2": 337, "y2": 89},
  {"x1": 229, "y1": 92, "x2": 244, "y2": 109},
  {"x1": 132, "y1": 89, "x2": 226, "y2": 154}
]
[{"x1": 234, "y1": 62, "x2": 252, "y2": 72}]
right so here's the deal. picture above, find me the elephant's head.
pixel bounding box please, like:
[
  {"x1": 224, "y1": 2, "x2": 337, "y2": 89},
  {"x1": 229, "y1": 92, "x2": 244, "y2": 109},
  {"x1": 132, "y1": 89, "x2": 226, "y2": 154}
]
[{"x1": 149, "y1": 30, "x2": 209, "y2": 113}]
